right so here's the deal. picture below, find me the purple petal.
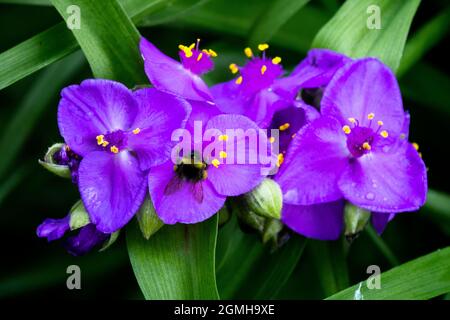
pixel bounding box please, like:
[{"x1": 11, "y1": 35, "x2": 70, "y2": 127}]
[
  {"x1": 282, "y1": 201, "x2": 344, "y2": 240},
  {"x1": 321, "y1": 58, "x2": 405, "y2": 136},
  {"x1": 140, "y1": 37, "x2": 213, "y2": 102},
  {"x1": 371, "y1": 212, "x2": 396, "y2": 234},
  {"x1": 272, "y1": 49, "x2": 349, "y2": 98},
  {"x1": 58, "y1": 79, "x2": 137, "y2": 156},
  {"x1": 204, "y1": 114, "x2": 267, "y2": 196},
  {"x1": 78, "y1": 151, "x2": 147, "y2": 233},
  {"x1": 128, "y1": 88, "x2": 191, "y2": 171},
  {"x1": 211, "y1": 80, "x2": 246, "y2": 115},
  {"x1": 148, "y1": 162, "x2": 226, "y2": 224},
  {"x1": 65, "y1": 224, "x2": 109, "y2": 256},
  {"x1": 36, "y1": 216, "x2": 70, "y2": 241},
  {"x1": 275, "y1": 116, "x2": 349, "y2": 205},
  {"x1": 185, "y1": 100, "x2": 221, "y2": 132},
  {"x1": 338, "y1": 143, "x2": 427, "y2": 213}
]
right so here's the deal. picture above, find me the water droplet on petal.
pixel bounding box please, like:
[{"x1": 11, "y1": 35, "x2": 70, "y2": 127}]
[{"x1": 365, "y1": 192, "x2": 375, "y2": 200}]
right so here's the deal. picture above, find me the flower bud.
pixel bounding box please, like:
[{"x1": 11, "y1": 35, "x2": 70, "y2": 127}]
[
  {"x1": 100, "y1": 230, "x2": 120, "y2": 251},
  {"x1": 344, "y1": 202, "x2": 371, "y2": 242},
  {"x1": 69, "y1": 200, "x2": 90, "y2": 230},
  {"x1": 242, "y1": 178, "x2": 282, "y2": 220},
  {"x1": 136, "y1": 196, "x2": 164, "y2": 240},
  {"x1": 38, "y1": 143, "x2": 71, "y2": 179}
]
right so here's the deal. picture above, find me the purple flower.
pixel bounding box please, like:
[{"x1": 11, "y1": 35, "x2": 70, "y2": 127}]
[
  {"x1": 148, "y1": 114, "x2": 268, "y2": 224},
  {"x1": 58, "y1": 79, "x2": 190, "y2": 232},
  {"x1": 53, "y1": 144, "x2": 82, "y2": 184},
  {"x1": 37, "y1": 217, "x2": 108, "y2": 256},
  {"x1": 274, "y1": 58, "x2": 427, "y2": 240},
  {"x1": 140, "y1": 37, "x2": 217, "y2": 103}
]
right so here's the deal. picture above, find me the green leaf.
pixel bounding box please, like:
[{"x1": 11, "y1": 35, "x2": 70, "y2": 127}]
[
  {"x1": 248, "y1": 0, "x2": 309, "y2": 46},
  {"x1": 327, "y1": 246, "x2": 450, "y2": 300},
  {"x1": 0, "y1": 165, "x2": 30, "y2": 208},
  {"x1": 0, "y1": 0, "x2": 50, "y2": 5},
  {"x1": 0, "y1": 52, "x2": 84, "y2": 180},
  {"x1": 365, "y1": 225, "x2": 400, "y2": 267},
  {"x1": 312, "y1": 0, "x2": 421, "y2": 72},
  {"x1": 424, "y1": 189, "x2": 450, "y2": 236},
  {"x1": 136, "y1": 196, "x2": 164, "y2": 240},
  {"x1": 216, "y1": 216, "x2": 306, "y2": 299},
  {"x1": 398, "y1": 8, "x2": 450, "y2": 77},
  {"x1": 50, "y1": 0, "x2": 146, "y2": 85},
  {"x1": 0, "y1": 24, "x2": 79, "y2": 91},
  {"x1": 127, "y1": 215, "x2": 219, "y2": 299}
]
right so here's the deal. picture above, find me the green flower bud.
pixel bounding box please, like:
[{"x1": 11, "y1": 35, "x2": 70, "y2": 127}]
[
  {"x1": 69, "y1": 200, "x2": 90, "y2": 230},
  {"x1": 262, "y1": 218, "x2": 283, "y2": 244},
  {"x1": 136, "y1": 196, "x2": 164, "y2": 240},
  {"x1": 344, "y1": 203, "x2": 371, "y2": 242},
  {"x1": 242, "y1": 178, "x2": 282, "y2": 220},
  {"x1": 100, "y1": 230, "x2": 120, "y2": 252},
  {"x1": 38, "y1": 143, "x2": 71, "y2": 179}
]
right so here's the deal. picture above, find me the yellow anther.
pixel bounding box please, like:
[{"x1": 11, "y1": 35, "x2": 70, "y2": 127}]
[
  {"x1": 219, "y1": 134, "x2": 229, "y2": 141},
  {"x1": 244, "y1": 47, "x2": 253, "y2": 58},
  {"x1": 412, "y1": 142, "x2": 419, "y2": 151},
  {"x1": 348, "y1": 117, "x2": 356, "y2": 124},
  {"x1": 258, "y1": 43, "x2": 269, "y2": 51},
  {"x1": 197, "y1": 52, "x2": 203, "y2": 61},
  {"x1": 229, "y1": 63, "x2": 239, "y2": 74},
  {"x1": 132, "y1": 128, "x2": 141, "y2": 135},
  {"x1": 279, "y1": 123, "x2": 290, "y2": 131},
  {"x1": 261, "y1": 65, "x2": 267, "y2": 75},
  {"x1": 362, "y1": 142, "x2": 371, "y2": 150},
  {"x1": 96, "y1": 135, "x2": 105, "y2": 145},
  {"x1": 368, "y1": 113, "x2": 375, "y2": 120},
  {"x1": 235, "y1": 76, "x2": 243, "y2": 85},
  {"x1": 342, "y1": 125, "x2": 351, "y2": 134},
  {"x1": 110, "y1": 146, "x2": 119, "y2": 154},
  {"x1": 207, "y1": 49, "x2": 217, "y2": 57},
  {"x1": 211, "y1": 158, "x2": 220, "y2": 168},
  {"x1": 189, "y1": 42, "x2": 196, "y2": 50},
  {"x1": 102, "y1": 141, "x2": 109, "y2": 147},
  {"x1": 272, "y1": 56, "x2": 281, "y2": 65},
  {"x1": 178, "y1": 44, "x2": 193, "y2": 58},
  {"x1": 219, "y1": 151, "x2": 227, "y2": 159},
  {"x1": 380, "y1": 130, "x2": 389, "y2": 138},
  {"x1": 269, "y1": 137, "x2": 275, "y2": 143},
  {"x1": 276, "y1": 153, "x2": 284, "y2": 167},
  {"x1": 377, "y1": 120, "x2": 384, "y2": 126}
]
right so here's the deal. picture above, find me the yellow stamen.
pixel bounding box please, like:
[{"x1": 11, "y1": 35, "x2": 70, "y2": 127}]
[
  {"x1": 235, "y1": 76, "x2": 243, "y2": 85},
  {"x1": 348, "y1": 117, "x2": 356, "y2": 124},
  {"x1": 207, "y1": 49, "x2": 217, "y2": 57},
  {"x1": 189, "y1": 42, "x2": 196, "y2": 50},
  {"x1": 110, "y1": 146, "x2": 119, "y2": 154},
  {"x1": 258, "y1": 43, "x2": 269, "y2": 51},
  {"x1": 132, "y1": 128, "x2": 141, "y2": 135},
  {"x1": 292, "y1": 133, "x2": 296, "y2": 139},
  {"x1": 272, "y1": 56, "x2": 281, "y2": 65},
  {"x1": 377, "y1": 120, "x2": 384, "y2": 126},
  {"x1": 362, "y1": 142, "x2": 371, "y2": 150},
  {"x1": 197, "y1": 52, "x2": 203, "y2": 61},
  {"x1": 102, "y1": 141, "x2": 109, "y2": 147},
  {"x1": 269, "y1": 137, "x2": 275, "y2": 143},
  {"x1": 244, "y1": 47, "x2": 253, "y2": 58},
  {"x1": 219, "y1": 134, "x2": 229, "y2": 141},
  {"x1": 279, "y1": 123, "x2": 290, "y2": 131},
  {"x1": 412, "y1": 142, "x2": 419, "y2": 151},
  {"x1": 342, "y1": 125, "x2": 351, "y2": 134},
  {"x1": 219, "y1": 151, "x2": 227, "y2": 159},
  {"x1": 276, "y1": 153, "x2": 284, "y2": 167},
  {"x1": 96, "y1": 135, "x2": 105, "y2": 145},
  {"x1": 380, "y1": 130, "x2": 389, "y2": 138},
  {"x1": 368, "y1": 113, "x2": 375, "y2": 120},
  {"x1": 229, "y1": 63, "x2": 239, "y2": 74},
  {"x1": 211, "y1": 158, "x2": 220, "y2": 168},
  {"x1": 178, "y1": 44, "x2": 193, "y2": 58},
  {"x1": 261, "y1": 65, "x2": 267, "y2": 75}
]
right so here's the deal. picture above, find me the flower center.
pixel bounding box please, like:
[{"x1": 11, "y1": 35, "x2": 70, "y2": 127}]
[
  {"x1": 342, "y1": 113, "x2": 389, "y2": 158},
  {"x1": 96, "y1": 129, "x2": 130, "y2": 154},
  {"x1": 230, "y1": 43, "x2": 283, "y2": 96},
  {"x1": 178, "y1": 39, "x2": 217, "y2": 75},
  {"x1": 174, "y1": 152, "x2": 208, "y2": 182}
]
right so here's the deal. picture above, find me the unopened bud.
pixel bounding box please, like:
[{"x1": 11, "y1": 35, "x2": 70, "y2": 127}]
[
  {"x1": 344, "y1": 203, "x2": 371, "y2": 242},
  {"x1": 242, "y1": 178, "x2": 282, "y2": 220},
  {"x1": 136, "y1": 196, "x2": 164, "y2": 240},
  {"x1": 38, "y1": 143, "x2": 71, "y2": 179}
]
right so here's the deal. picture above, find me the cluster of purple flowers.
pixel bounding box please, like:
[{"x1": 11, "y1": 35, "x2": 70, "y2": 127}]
[{"x1": 37, "y1": 38, "x2": 427, "y2": 254}]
